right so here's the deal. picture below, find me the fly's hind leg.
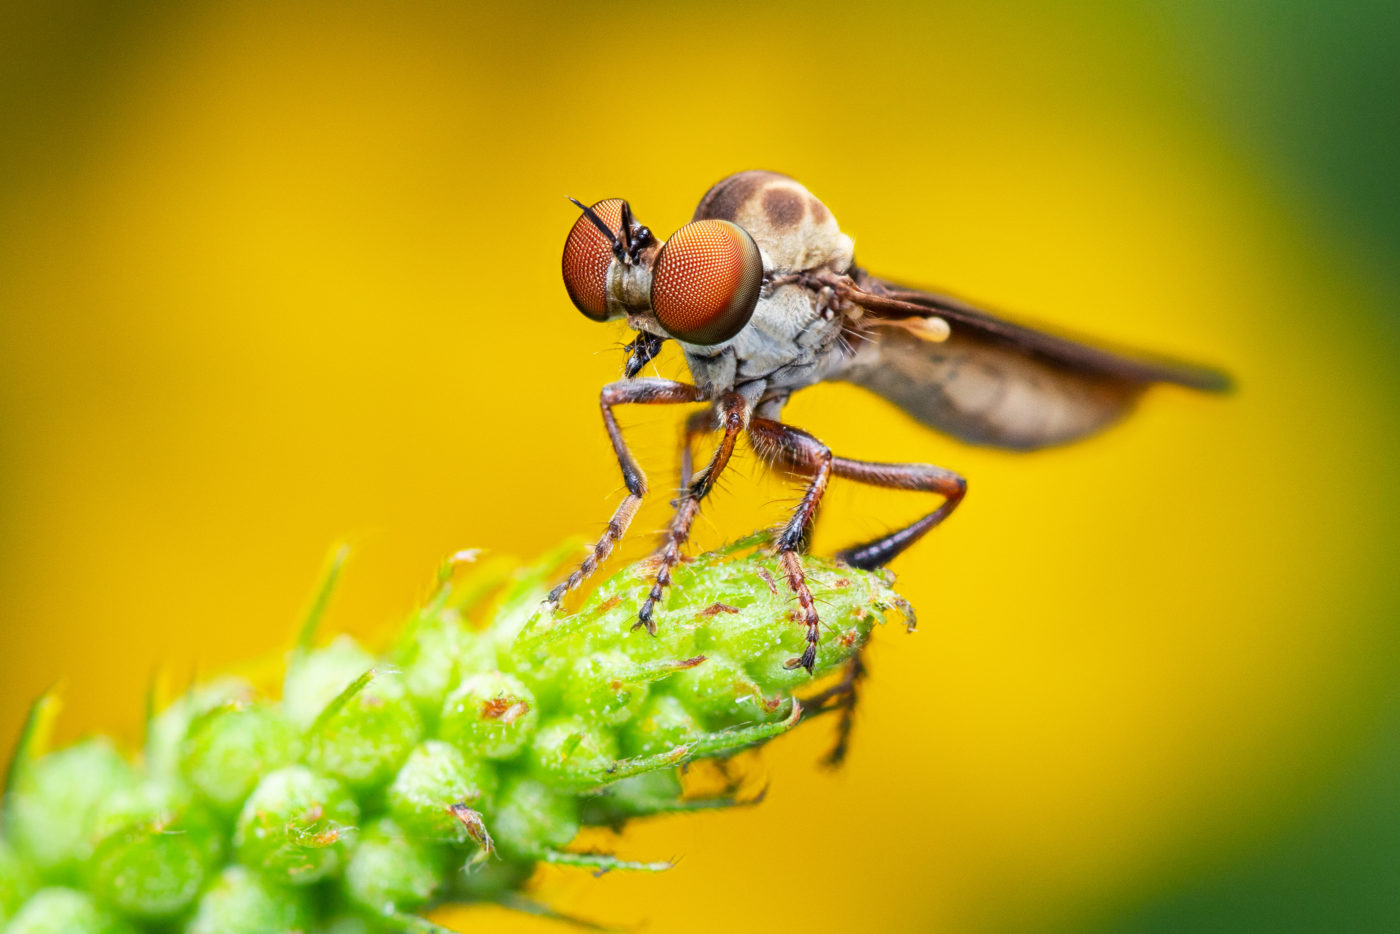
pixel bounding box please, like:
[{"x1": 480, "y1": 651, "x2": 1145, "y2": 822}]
[
  {"x1": 802, "y1": 650, "x2": 867, "y2": 767},
  {"x1": 829, "y1": 459, "x2": 966, "y2": 569},
  {"x1": 636, "y1": 392, "x2": 749, "y2": 634},
  {"x1": 747, "y1": 419, "x2": 965, "y2": 756},
  {"x1": 545, "y1": 378, "x2": 703, "y2": 608}
]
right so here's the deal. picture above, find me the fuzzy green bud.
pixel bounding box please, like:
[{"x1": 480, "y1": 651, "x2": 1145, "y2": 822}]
[
  {"x1": 306, "y1": 671, "x2": 424, "y2": 794},
  {"x1": 556, "y1": 650, "x2": 650, "y2": 726},
  {"x1": 620, "y1": 693, "x2": 705, "y2": 757},
  {"x1": 341, "y1": 816, "x2": 446, "y2": 916},
  {"x1": 282, "y1": 636, "x2": 377, "y2": 730},
  {"x1": 580, "y1": 770, "x2": 687, "y2": 827},
  {"x1": 527, "y1": 715, "x2": 619, "y2": 788},
  {"x1": 182, "y1": 866, "x2": 312, "y2": 934},
  {"x1": 489, "y1": 775, "x2": 579, "y2": 858},
  {"x1": 0, "y1": 838, "x2": 39, "y2": 926},
  {"x1": 7, "y1": 739, "x2": 137, "y2": 878},
  {"x1": 233, "y1": 765, "x2": 359, "y2": 885},
  {"x1": 438, "y1": 671, "x2": 538, "y2": 760},
  {"x1": 386, "y1": 739, "x2": 497, "y2": 843},
  {"x1": 145, "y1": 677, "x2": 254, "y2": 779},
  {"x1": 6, "y1": 888, "x2": 137, "y2": 934},
  {"x1": 179, "y1": 701, "x2": 301, "y2": 814},
  {"x1": 392, "y1": 609, "x2": 496, "y2": 722},
  {"x1": 315, "y1": 917, "x2": 376, "y2": 934},
  {"x1": 447, "y1": 858, "x2": 535, "y2": 902},
  {"x1": 86, "y1": 783, "x2": 222, "y2": 919},
  {"x1": 667, "y1": 653, "x2": 782, "y2": 729}
]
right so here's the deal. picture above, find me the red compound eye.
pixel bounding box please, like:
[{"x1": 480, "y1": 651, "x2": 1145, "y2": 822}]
[
  {"x1": 649, "y1": 220, "x2": 763, "y2": 345},
  {"x1": 562, "y1": 198, "x2": 625, "y2": 321}
]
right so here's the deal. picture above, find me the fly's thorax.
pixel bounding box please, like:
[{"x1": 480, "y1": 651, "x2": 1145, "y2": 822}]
[
  {"x1": 693, "y1": 171, "x2": 854, "y2": 275},
  {"x1": 676, "y1": 281, "x2": 845, "y2": 400}
]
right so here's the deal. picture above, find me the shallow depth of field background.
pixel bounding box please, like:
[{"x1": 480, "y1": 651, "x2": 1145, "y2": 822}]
[{"x1": 2, "y1": 1, "x2": 1398, "y2": 931}]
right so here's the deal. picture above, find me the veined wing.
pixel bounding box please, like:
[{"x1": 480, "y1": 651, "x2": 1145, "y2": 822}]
[{"x1": 838, "y1": 273, "x2": 1230, "y2": 451}]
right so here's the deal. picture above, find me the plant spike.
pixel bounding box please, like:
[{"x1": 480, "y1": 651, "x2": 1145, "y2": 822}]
[
  {"x1": 294, "y1": 541, "x2": 351, "y2": 653},
  {"x1": 307, "y1": 668, "x2": 381, "y2": 737},
  {"x1": 535, "y1": 849, "x2": 673, "y2": 873},
  {"x1": 1, "y1": 685, "x2": 61, "y2": 830},
  {"x1": 0, "y1": 539, "x2": 911, "y2": 931}
]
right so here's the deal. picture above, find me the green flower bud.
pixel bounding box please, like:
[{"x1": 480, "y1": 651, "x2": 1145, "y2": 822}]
[
  {"x1": 341, "y1": 817, "x2": 446, "y2": 916},
  {"x1": 557, "y1": 650, "x2": 650, "y2": 726},
  {"x1": 179, "y1": 701, "x2": 301, "y2": 814},
  {"x1": 314, "y1": 917, "x2": 376, "y2": 934},
  {"x1": 666, "y1": 653, "x2": 782, "y2": 729},
  {"x1": 527, "y1": 715, "x2": 619, "y2": 788},
  {"x1": 6, "y1": 739, "x2": 137, "y2": 878},
  {"x1": 6, "y1": 888, "x2": 137, "y2": 934},
  {"x1": 438, "y1": 672, "x2": 537, "y2": 760},
  {"x1": 619, "y1": 693, "x2": 704, "y2": 757},
  {"x1": 306, "y1": 672, "x2": 423, "y2": 794},
  {"x1": 393, "y1": 599, "x2": 500, "y2": 711},
  {"x1": 0, "y1": 838, "x2": 39, "y2": 926},
  {"x1": 489, "y1": 775, "x2": 579, "y2": 858},
  {"x1": 144, "y1": 677, "x2": 254, "y2": 779},
  {"x1": 282, "y1": 636, "x2": 377, "y2": 730},
  {"x1": 447, "y1": 858, "x2": 534, "y2": 902},
  {"x1": 233, "y1": 765, "x2": 359, "y2": 885},
  {"x1": 393, "y1": 609, "x2": 467, "y2": 720},
  {"x1": 580, "y1": 770, "x2": 686, "y2": 826},
  {"x1": 182, "y1": 865, "x2": 312, "y2": 934},
  {"x1": 86, "y1": 783, "x2": 222, "y2": 920},
  {"x1": 386, "y1": 740, "x2": 497, "y2": 843}
]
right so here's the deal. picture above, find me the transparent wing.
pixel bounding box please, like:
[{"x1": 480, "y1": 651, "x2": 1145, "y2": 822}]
[
  {"x1": 838, "y1": 272, "x2": 1230, "y2": 450},
  {"x1": 852, "y1": 273, "x2": 1232, "y2": 391}
]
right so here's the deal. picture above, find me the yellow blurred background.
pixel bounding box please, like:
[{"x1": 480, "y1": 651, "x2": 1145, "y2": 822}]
[{"x1": 3, "y1": 1, "x2": 1398, "y2": 931}]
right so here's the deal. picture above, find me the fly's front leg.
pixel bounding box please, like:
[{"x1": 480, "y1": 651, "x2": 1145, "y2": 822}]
[
  {"x1": 746, "y1": 419, "x2": 834, "y2": 674},
  {"x1": 546, "y1": 378, "x2": 704, "y2": 608},
  {"x1": 636, "y1": 392, "x2": 749, "y2": 634}
]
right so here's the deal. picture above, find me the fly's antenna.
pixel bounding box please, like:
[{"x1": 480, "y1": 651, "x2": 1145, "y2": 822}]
[
  {"x1": 618, "y1": 200, "x2": 636, "y2": 255},
  {"x1": 567, "y1": 197, "x2": 626, "y2": 263}
]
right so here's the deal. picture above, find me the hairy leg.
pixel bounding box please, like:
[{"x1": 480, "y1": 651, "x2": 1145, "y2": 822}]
[
  {"x1": 546, "y1": 378, "x2": 704, "y2": 607},
  {"x1": 747, "y1": 418, "x2": 965, "y2": 760},
  {"x1": 828, "y1": 459, "x2": 966, "y2": 569},
  {"x1": 747, "y1": 419, "x2": 833, "y2": 673},
  {"x1": 636, "y1": 392, "x2": 749, "y2": 634},
  {"x1": 751, "y1": 418, "x2": 966, "y2": 569}
]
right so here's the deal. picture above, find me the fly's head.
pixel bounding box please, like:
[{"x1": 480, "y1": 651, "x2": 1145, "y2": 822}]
[{"x1": 561, "y1": 197, "x2": 767, "y2": 377}]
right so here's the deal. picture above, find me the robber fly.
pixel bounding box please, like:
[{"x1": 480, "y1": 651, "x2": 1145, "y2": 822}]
[{"x1": 547, "y1": 170, "x2": 1228, "y2": 674}]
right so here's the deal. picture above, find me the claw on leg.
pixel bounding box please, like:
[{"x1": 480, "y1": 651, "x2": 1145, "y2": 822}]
[
  {"x1": 547, "y1": 494, "x2": 643, "y2": 607},
  {"x1": 778, "y1": 550, "x2": 821, "y2": 674}
]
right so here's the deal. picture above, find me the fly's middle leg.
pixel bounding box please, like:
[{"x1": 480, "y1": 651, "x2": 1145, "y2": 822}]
[
  {"x1": 677, "y1": 408, "x2": 715, "y2": 491},
  {"x1": 636, "y1": 392, "x2": 748, "y2": 634}
]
